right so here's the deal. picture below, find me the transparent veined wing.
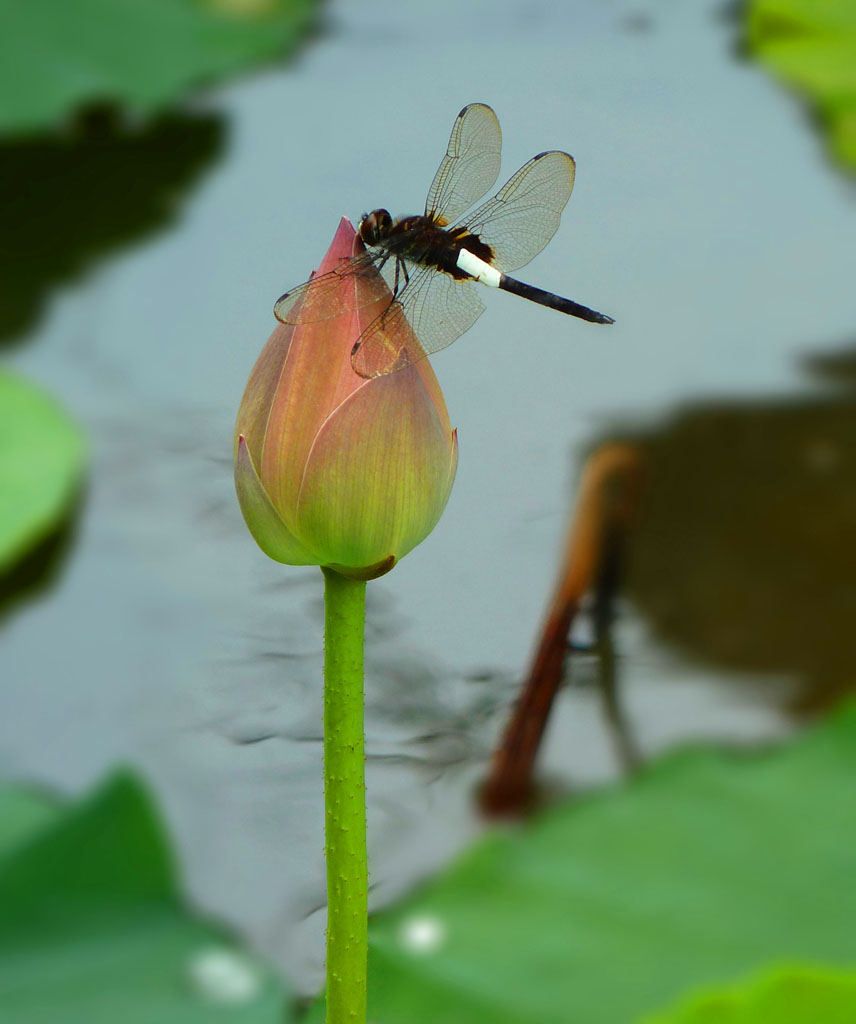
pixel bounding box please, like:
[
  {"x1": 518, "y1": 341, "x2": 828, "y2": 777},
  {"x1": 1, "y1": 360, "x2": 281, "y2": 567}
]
[
  {"x1": 273, "y1": 251, "x2": 390, "y2": 325},
  {"x1": 351, "y1": 262, "x2": 486, "y2": 378},
  {"x1": 424, "y1": 103, "x2": 502, "y2": 227},
  {"x1": 458, "y1": 150, "x2": 576, "y2": 273}
]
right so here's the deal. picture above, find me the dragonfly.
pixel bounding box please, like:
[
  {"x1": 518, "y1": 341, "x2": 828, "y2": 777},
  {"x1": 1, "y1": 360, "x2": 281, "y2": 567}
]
[{"x1": 274, "y1": 103, "x2": 614, "y2": 378}]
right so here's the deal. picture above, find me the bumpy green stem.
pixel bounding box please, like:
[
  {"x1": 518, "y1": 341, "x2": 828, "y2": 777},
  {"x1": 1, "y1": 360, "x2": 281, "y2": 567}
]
[{"x1": 322, "y1": 567, "x2": 368, "y2": 1024}]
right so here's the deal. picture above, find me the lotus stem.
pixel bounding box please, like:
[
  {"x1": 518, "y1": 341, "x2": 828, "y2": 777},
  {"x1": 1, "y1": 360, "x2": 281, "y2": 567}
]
[{"x1": 322, "y1": 567, "x2": 368, "y2": 1024}]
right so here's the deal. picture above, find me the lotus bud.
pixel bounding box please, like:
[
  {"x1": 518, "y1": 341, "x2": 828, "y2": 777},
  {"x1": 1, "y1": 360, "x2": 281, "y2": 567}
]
[{"x1": 234, "y1": 218, "x2": 458, "y2": 581}]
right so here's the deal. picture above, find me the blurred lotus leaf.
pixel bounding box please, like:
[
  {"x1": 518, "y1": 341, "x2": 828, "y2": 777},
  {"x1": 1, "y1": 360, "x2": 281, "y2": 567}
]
[
  {"x1": 746, "y1": 0, "x2": 856, "y2": 173},
  {"x1": 645, "y1": 964, "x2": 856, "y2": 1023},
  {"x1": 0, "y1": 783, "x2": 61, "y2": 859},
  {"x1": 0, "y1": 372, "x2": 84, "y2": 574},
  {"x1": 0, "y1": 771, "x2": 293, "y2": 1023},
  {"x1": 0, "y1": 0, "x2": 316, "y2": 135},
  {"x1": 308, "y1": 703, "x2": 856, "y2": 1023}
]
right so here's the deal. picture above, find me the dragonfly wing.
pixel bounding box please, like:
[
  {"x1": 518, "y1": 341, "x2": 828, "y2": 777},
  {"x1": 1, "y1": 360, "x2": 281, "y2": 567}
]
[
  {"x1": 424, "y1": 103, "x2": 502, "y2": 227},
  {"x1": 352, "y1": 264, "x2": 486, "y2": 378},
  {"x1": 459, "y1": 150, "x2": 576, "y2": 273},
  {"x1": 274, "y1": 251, "x2": 387, "y2": 324}
]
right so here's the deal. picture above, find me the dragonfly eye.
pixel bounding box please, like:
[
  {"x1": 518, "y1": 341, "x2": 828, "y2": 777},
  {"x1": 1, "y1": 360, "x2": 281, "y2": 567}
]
[{"x1": 359, "y1": 209, "x2": 392, "y2": 246}]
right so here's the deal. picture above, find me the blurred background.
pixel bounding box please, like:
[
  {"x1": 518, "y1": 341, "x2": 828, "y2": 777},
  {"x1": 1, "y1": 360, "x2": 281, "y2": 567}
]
[{"x1": 2, "y1": 0, "x2": 855, "y2": 1020}]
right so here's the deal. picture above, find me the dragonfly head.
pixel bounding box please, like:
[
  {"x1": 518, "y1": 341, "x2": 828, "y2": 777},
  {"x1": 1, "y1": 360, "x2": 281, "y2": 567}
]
[{"x1": 358, "y1": 209, "x2": 392, "y2": 247}]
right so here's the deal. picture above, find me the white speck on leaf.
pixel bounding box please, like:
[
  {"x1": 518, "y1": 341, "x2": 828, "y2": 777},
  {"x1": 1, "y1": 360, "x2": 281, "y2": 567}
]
[
  {"x1": 399, "y1": 914, "x2": 447, "y2": 954},
  {"x1": 187, "y1": 947, "x2": 262, "y2": 1003}
]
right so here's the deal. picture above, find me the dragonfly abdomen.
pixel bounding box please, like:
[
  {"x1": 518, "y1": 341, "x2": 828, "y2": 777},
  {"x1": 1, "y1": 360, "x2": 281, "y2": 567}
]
[{"x1": 440, "y1": 233, "x2": 495, "y2": 280}]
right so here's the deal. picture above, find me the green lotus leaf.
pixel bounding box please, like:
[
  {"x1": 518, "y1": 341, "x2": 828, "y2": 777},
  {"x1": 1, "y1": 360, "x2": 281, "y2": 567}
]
[
  {"x1": 0, "y1": 372, "x2": 85, "y2": 573},
  {"x1": 0, "y1": 0, "x2": 316, "y2": 135},
  {"x1": 0, "y1": 783, "x2": 61, "y2": 860},
  {"x1": 308, "y1": 703, "x2": 856, "y2": 1022},
  {"x1": 0, "y1": 771, "x2": 293, "y2": 1023},
  {"x1": 746, "y1": 0, "x2": 856, "y2": 174},
  {"x1": 646, "y1": 963, "x2": 856, "y2": 1023}
]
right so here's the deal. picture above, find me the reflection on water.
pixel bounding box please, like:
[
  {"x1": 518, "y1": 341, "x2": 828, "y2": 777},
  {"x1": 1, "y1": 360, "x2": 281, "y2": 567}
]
[
  {"x1": 622, "y1": 343, "x2": 856, "y2": 712},
  {"x1": 0, "y1": 108, "x2": 223, "y2": 346}
]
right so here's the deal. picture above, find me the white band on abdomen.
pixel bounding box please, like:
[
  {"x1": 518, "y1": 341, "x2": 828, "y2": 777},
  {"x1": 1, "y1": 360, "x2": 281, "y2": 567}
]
[{"x1": 456, "y1": 248, "x2": 502, "y2": 288}]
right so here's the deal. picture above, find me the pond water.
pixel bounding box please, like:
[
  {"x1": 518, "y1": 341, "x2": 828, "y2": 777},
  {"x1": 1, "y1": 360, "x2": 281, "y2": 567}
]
[{"x1": 3, "y1": 0, "x2": 855, "y2": 995}]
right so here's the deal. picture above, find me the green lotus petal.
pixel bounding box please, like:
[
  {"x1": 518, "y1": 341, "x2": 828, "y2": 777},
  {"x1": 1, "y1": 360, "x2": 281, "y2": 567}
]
[
  {"x1": 296, "y1": 376, "x2": 457, "y2": 570},
  {"x1": 234, "y1": 435, "x2": 317, "y2": 565}
]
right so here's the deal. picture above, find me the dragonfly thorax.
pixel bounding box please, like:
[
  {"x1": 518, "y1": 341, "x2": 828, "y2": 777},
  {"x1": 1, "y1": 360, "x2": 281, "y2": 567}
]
[
  {"x1": 362, "y1": 212, "x2": 495, "y2": 281},
  {"x1": 358, "y1": 209, "x2": 393, "y2": 246}
]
